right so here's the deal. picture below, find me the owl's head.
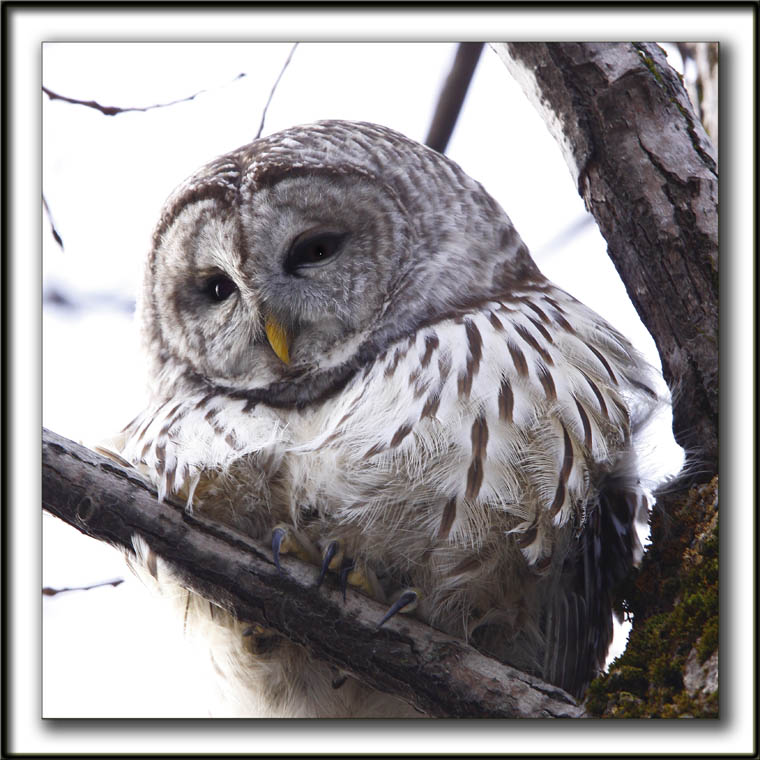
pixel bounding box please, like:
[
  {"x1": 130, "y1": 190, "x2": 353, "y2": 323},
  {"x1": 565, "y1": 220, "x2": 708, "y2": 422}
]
[{"x1": 141, "y1": 120, "x2": 542, "y2": 405}]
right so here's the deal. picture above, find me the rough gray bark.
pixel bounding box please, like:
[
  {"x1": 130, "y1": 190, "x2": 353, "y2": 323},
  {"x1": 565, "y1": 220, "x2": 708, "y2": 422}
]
[
  {"x1": 42, "y1": 427, "x2": 585, "y2": 719},
  {"x1": 489, "y1": 43, "x2": 720, "y2": 717},
  {"x1": 492, "y1": 42, "x2": 718, "y2": 476}
]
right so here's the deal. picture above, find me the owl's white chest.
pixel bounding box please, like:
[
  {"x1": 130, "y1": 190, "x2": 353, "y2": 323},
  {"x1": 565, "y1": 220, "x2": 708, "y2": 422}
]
[{"x1": 122, "y1": 290, "x2": 658, "y2": 575}]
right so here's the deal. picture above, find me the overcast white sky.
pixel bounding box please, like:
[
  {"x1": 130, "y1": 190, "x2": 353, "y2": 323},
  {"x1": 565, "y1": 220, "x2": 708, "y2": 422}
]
[{"x1": 14, "y1": 9, "x2": 752, "y2": 755}]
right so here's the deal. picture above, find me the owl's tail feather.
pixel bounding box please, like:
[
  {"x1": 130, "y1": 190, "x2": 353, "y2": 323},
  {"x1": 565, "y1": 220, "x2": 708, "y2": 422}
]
[{"x1": 543, "y1": 460, "x2": 644, "y2": 699}]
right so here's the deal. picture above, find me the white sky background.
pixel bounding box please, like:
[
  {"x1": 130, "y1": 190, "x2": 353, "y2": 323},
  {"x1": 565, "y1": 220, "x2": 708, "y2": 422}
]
[
  {"x1": 41, "y1": 40, "x2": 689, "y2": 720},
  {"x1": 17, "y1": 12, "x2": 748, "y2": 750}
]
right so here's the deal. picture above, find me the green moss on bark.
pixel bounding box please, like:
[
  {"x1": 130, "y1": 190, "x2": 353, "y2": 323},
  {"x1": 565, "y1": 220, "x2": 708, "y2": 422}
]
[{"x1": 586, "y1": 476, "x2": 718, "y2": 718}]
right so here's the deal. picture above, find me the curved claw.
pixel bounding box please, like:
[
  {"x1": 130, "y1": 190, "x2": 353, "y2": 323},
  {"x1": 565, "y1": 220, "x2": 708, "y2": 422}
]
[
  {"x1": 271, "y1": 527, "x2": 287, "y2": 574},
  {"x1": 317, "y1": 540, "x2": 340, "y2": 588},
  {"x1": 338, "y1": 557, "x2": 355, "y2": 602},
  {"x1": 377, "y1": 589, "x2": 419, "y2": 628},
  {"x1": 331, "y1": 673, "x2": 348, "y2": 690}
]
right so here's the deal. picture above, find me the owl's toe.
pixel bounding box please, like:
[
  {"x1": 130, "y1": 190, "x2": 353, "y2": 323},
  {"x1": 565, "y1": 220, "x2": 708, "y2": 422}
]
[
  {"x1": 377, "y1": 588, "x2": 420, "y2": 628},
  {"x1": 333, "y1": 556, "x2": 387, "y2": 604},
  {"x1": 270, "y1": 524, "x2": 318, "y2": 574},
  {"x1": 316, "y1": 541, "x2": 386, "y2": 604},
  {"x1": 242, "y1": 623, "x2": 280, "y2": 654},
  {"x1": 346, "y1": 562, "x2": 385, "y2": 602}
]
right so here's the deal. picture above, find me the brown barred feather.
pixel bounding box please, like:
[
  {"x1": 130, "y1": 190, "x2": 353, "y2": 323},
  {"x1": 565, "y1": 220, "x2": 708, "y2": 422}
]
[
  {"x1": 437, "y1": 496, "x2": 457, "y2": 540},
  {"x1": 498, "y1": 378, "x2": 514, "y2": 423},
  {"x1": 507, "y1": 341, "x2": 529, "y2": 377}
]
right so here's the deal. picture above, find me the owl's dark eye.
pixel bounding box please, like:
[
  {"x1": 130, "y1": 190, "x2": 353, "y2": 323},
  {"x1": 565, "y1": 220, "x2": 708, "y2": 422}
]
[
  {"x1": 204, "y1": 274, "x2": 237, "y2": 302},
  {"x1": 286, "y1": 232, "x2": 345, "y2": 272}
]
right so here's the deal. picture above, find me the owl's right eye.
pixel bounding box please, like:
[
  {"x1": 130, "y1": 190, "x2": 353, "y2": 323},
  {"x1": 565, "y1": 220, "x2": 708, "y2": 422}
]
[
  {"x1": 203, "y1": 275, "x2": 237, "y2": 302},
  {"x1": 285, "y1": 231, "x2": 346, "y2": 273}
]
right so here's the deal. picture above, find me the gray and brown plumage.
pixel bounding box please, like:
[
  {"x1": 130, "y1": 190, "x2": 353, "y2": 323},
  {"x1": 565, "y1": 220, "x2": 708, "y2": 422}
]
[{"x1": 113, "y1": 120, "x2": 667, "y2": 716}]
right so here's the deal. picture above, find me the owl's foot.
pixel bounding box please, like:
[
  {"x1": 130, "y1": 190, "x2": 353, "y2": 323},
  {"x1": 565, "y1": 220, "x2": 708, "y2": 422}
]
[
  {"x1": 271, "y1": 524, "x2": 319, "y2": 574},
  {"x1": 377, "y1": 588, "x2": 420, "y2": 628},
  {"x1": 273, "y1": 529, "x2": 388, "y2": 608},
  {"x1": 316, "y1": 538, "x2": 386, "y2": 603},
  {"x1": 242, "y1": 622, "x2": 281, "y2": 654}
]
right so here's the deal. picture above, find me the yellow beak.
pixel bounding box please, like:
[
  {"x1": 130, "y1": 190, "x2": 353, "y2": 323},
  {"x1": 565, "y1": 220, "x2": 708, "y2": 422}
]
[{"x1": 265, "y1": 316, "x2": 290, "y2": 364}]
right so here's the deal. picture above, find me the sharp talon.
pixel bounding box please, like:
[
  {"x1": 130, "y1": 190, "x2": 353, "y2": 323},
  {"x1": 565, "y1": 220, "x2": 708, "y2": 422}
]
[
  {"x1": 332, "y1": 673, "x2": 348, "y2": 690},
  {"x1": 377, "y1": 589, "x2": 419, "y2": 628},
  {"x1": 317, "y1": 540, "x2": 340, "y2": 588},
  {"x1": 272, "y1": 527, "x2": 286, "y2": 574},
  {"x1": 339, "y1": 557, "x2": 354, "y2": 602}
]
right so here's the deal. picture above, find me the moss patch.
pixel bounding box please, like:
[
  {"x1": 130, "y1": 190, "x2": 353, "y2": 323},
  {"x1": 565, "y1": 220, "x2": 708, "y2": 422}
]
[{"x1": 585, "y1": 476, "x2": 718, "y2": 718}]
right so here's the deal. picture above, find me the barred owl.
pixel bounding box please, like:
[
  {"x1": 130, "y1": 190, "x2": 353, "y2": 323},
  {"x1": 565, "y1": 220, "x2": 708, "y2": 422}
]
[{"x1": 113, "y1": 120, "x2": 667, "y2": 717}]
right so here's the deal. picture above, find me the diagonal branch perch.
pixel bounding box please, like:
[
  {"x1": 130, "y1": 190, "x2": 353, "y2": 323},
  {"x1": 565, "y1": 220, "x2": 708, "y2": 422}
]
[{"x1": 42, "y1": 427, "x2": 586, "y2": 718}]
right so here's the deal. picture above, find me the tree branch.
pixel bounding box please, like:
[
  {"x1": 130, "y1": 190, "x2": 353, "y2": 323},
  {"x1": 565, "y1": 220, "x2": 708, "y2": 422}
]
[
  {"x1": 42, "y1": 194, "x2": 64, "y2": 249},
  {"x1": 42, "y1": 73, "x2": 247, "y2": 117},
  {"x1": 492, "y1": 42, "x2": 718, "y2": 476},
  {"x1": 42, "y1": 427, "x2": 585, "y2": 718},
  {"x1": 255, "y1": 43, "x2": 298, "y2": 140},
  {"x1": 425, "y1": 42, "x2": 484, "y2": 154}
]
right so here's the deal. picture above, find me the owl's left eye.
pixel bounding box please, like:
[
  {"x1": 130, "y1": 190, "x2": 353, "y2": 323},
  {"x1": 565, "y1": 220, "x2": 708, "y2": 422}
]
[
  {"x1": 285, "y1": 231, "x2": 345, "y2": 273},
  {"x1": 203, "y1": 274, "x2": 237, "y2": 302}
]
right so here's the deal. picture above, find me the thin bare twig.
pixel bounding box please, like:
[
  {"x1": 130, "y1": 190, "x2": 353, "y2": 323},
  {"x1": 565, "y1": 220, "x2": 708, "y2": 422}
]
[
  {"x1": 41, "y1": 72, "x2": 247, "y2": 117},
  {"x1": 42, "y1": 195, "x2": 64, "y2": 250},
  {"x1": 43, "y1": 285, "x2": 136, "y2": 314},
  {"x1": 255, "y1": 43, "x2": 299, "y2": 139},
  {"x1": 534, "y1": 214, "x2": 595, "y2": 261},
  {"x1": 43, "y1": 578, "x2": 124, "y2": 597}
]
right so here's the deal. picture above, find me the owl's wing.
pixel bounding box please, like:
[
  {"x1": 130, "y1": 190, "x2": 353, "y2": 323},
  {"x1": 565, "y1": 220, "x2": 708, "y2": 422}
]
[
  {"x1": 301, "y1": 287, "x2": 664, "y2": 693},
  {"x1": 308, "y1": 287, "x2": 663, "y2": 560}
]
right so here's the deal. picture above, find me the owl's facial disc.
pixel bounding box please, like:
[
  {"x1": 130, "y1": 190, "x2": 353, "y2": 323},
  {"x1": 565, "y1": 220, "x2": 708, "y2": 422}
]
[{"x1": 235, "y1": 175, "x2": 404, "y2": 374}]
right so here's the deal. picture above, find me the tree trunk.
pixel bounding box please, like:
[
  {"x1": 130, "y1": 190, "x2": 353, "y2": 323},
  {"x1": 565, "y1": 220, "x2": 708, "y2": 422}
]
[
  {"x1": 492, "y1": 42, "x2": 718, "y2": 476},
  {"x1": 490, "y1": 41, "x2": 719, "y2": 718}
]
